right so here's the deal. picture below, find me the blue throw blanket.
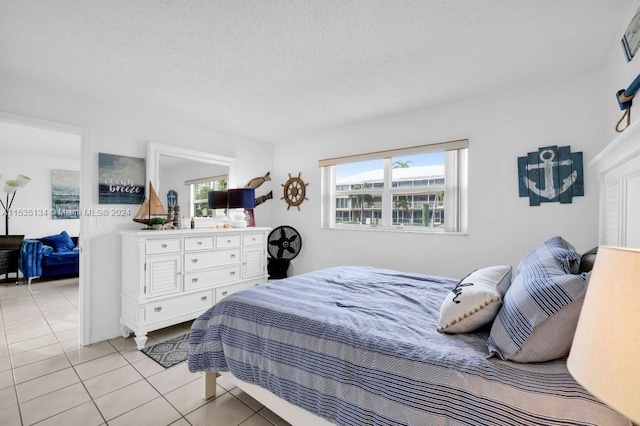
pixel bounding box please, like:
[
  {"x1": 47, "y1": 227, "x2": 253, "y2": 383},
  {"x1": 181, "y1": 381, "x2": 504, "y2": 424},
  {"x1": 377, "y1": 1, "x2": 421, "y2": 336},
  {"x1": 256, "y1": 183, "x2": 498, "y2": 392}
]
[{"x1": 188, "y1": 266, "x2": 626, "y2": 426}]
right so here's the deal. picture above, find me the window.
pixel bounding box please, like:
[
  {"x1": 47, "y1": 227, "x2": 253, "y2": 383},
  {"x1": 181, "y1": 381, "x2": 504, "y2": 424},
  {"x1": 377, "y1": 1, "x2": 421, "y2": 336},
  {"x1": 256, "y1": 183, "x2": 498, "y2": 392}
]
[
  {"x1": 186, "y1": 175, "x2": 227, "y2": 218},
  {"x1": 320, "y1": 140, "x2": 468, "y2": 233}
]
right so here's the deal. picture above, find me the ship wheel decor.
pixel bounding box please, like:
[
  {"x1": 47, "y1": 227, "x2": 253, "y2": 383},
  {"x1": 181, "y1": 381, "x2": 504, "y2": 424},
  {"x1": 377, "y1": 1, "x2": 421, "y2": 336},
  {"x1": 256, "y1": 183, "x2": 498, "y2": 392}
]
[{"x1": 281, "y1": 172, "x2": 309, "y2": 210}]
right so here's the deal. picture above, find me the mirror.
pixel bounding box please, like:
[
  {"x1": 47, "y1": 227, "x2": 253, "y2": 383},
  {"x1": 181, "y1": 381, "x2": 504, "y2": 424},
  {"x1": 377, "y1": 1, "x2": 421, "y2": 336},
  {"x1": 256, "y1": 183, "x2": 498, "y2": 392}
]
[{"x1": 147, "y1": 142, "x2": 236, "y2": 225}]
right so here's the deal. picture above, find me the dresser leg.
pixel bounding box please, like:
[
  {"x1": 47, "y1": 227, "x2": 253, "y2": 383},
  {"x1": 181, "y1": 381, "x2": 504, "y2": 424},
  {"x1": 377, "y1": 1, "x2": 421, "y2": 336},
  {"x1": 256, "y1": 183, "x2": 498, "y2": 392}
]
[
  {"x1": 134, "y1": 333, "x2": 148, "y2": 350},
  {"x1": 120, "y1": 324, "x2": 131, "y2": 338}
]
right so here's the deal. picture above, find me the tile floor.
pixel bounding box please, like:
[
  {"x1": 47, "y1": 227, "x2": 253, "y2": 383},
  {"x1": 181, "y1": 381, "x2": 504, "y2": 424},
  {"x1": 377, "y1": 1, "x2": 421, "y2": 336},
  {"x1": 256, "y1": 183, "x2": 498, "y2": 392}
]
[{"x1": 0, "y1": 277, "x2": 292, "y2": 425}]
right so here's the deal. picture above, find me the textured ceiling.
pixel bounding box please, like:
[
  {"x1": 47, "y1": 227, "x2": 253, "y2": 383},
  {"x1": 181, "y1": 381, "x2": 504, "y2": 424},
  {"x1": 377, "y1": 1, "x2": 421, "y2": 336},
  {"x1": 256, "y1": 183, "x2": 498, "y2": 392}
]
[{"x1": 0, "y1": 0, "x2": 633, "y2": 142}]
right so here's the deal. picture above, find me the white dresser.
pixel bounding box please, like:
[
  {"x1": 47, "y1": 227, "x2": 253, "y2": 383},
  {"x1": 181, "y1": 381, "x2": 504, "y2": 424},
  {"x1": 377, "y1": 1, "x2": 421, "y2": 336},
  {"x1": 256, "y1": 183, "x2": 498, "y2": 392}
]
[{"x1": 119, "y1": 227, "x2": 270, "y2": 349}]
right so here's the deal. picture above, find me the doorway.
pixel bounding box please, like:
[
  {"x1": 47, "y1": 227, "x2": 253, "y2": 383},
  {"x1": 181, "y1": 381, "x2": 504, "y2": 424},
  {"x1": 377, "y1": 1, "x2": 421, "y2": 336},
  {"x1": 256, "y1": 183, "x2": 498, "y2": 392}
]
[{"x1": 0, "y1": 112, "x2": 90, "y2": 346}]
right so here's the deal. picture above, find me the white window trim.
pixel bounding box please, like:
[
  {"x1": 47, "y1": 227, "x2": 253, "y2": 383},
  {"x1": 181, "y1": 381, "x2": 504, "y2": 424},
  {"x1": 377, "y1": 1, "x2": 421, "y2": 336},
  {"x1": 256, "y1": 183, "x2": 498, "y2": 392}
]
[
  {"x1": 185, "y1": 174, "x2": 227, "y2": 186},
  {"x1": 318, "y1": 139, "x2": 468, "y2": 167},
  {"x1": 320, "y1": 140, "x2": 468, "y2": 234}
]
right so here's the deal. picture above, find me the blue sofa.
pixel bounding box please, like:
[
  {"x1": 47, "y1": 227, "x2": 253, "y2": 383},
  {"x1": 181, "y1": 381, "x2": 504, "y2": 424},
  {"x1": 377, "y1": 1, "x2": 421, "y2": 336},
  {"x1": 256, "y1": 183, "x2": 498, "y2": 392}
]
[{"x1": 19, "y1": 231, "x2": 79, "y2": 287}]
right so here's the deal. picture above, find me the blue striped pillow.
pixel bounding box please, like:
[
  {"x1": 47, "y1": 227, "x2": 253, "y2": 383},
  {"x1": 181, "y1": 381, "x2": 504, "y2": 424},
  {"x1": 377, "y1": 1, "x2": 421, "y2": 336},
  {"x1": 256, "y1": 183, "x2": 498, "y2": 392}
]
[{"x1": 487, "y1": 236, "x2": 587, "y2": 362}]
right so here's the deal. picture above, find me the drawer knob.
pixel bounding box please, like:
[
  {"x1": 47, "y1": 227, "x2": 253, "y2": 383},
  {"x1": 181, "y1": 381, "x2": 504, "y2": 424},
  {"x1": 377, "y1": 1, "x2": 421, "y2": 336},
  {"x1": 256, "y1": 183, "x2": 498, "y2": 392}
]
[
  {"x1": 192, "y1": 278, "x2": 198, "y2": 283},
  {"x1": 230, "y1": 254, "x2": 236, "y2": 258},
  {"x1": 221, "y1": 291, "x2": 228, "y2": 296},
  {"x1": 197, "y1": 241, "x2": 202, "y2": 246},
  {"x1": 252, "y1": 238, "x2": 256, "y2": 241},
  {"x1": 154, "y1": 307, "x2": 162, "y2": 312},
  {"x1": 230, "y1": 271, "x2": 236, "y2": 276},
  {"x1": 191, "y1": 258, "x2": 198, "y2": 263},
  {"x1": 201, "y1": 296, "x2": 207, "y2": 301},
  {"x1": 161, "y1": 244, "x2": 167, "y2": 248},
  {"x1": 227, "y1": 239, "x2": 231, "y2": 243}
]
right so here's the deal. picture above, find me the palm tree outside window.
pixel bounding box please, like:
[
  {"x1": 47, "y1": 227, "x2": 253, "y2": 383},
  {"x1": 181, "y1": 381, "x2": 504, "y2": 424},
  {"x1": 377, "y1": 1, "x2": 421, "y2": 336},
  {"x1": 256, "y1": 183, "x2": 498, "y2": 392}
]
[{"x1": 349, "y1": 182, "x2": 375, "y2": 224}]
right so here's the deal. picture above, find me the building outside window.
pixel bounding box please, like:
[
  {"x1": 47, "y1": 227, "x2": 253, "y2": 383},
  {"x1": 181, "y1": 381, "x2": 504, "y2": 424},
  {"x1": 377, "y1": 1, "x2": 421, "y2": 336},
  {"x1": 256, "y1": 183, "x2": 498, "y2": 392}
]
[
  {"x1": 320, "y1": 140, "x2": 468, "y2": 233},
  {"x1": 186, "y1": 175, "x2": 227, "y2": 218}
]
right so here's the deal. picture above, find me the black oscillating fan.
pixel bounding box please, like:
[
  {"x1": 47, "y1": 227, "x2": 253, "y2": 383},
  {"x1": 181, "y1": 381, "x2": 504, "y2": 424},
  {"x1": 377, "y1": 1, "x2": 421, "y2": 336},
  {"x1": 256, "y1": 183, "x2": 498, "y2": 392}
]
[{"x1": 267, "y1": 226, "x2": 302, "y2": 279}]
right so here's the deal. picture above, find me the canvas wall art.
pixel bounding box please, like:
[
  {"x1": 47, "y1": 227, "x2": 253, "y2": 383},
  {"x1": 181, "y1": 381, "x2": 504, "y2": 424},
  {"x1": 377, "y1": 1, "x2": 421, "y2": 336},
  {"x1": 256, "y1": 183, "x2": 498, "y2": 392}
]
[
  {"x1": 98, "y1": 153, "x2": 145, "y2": 204},
  {"x1": 51, "y1": 169, "x2": 80, "y2": 219},
  {"x1": 517, "y1": 145, "x2": 584, "y2": 206}
]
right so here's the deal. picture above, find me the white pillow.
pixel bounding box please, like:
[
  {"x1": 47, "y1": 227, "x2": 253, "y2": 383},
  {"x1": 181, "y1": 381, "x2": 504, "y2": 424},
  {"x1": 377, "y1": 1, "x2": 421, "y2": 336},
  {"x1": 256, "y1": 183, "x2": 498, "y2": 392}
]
[{"x1": 438, "y1": 265, "x2": 512, "y2": 334}]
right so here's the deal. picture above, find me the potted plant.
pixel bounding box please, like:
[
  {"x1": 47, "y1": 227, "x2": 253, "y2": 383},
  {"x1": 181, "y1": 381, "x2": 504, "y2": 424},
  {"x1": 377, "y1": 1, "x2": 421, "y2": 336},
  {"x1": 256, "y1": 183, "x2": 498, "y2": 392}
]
[{"x1": 149, "y1": 217, "x2": 165, "y2": 230}]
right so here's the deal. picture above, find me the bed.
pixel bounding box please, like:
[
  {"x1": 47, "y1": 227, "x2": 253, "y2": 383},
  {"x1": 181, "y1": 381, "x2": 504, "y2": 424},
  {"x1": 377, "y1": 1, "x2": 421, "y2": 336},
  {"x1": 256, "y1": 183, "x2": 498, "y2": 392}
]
[
  {"x1": 188, "y1": 125, "x2": 640, "y2": 425},
  {"x1": 188, "y1": 262, "x2": 627, "y2": 425}
]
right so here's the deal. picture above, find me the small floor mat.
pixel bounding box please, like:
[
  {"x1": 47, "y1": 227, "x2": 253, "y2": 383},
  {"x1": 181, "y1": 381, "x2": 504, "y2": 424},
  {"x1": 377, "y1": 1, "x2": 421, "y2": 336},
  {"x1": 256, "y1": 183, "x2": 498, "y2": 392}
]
[{"x1": 141, "y1": 333, "x2": 189, "y2": 368}]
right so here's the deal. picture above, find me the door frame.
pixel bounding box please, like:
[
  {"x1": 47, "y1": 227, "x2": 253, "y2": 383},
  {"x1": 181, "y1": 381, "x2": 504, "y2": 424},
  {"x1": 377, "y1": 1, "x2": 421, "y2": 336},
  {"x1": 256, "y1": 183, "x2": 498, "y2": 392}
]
[{"x1": 0, "y1": 111, "x2": 92, "y2": 346}]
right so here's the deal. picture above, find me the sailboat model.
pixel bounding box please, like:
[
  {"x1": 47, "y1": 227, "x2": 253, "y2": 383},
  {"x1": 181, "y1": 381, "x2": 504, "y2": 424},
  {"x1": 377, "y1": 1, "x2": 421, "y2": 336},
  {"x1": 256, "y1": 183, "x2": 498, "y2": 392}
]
[{"x1": 133, "y1": 182, "x2": 171, "y2": 226}]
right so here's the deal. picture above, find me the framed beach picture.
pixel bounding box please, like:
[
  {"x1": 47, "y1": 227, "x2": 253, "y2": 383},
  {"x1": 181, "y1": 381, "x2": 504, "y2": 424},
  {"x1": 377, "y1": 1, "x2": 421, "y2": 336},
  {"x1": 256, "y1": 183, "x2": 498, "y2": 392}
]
[
  {"x1": 51, "y1": 169, "x2": 80, "y2": 219},
  {"x1": 98, "y1": 153, "x2": 146, "y2": 204}
]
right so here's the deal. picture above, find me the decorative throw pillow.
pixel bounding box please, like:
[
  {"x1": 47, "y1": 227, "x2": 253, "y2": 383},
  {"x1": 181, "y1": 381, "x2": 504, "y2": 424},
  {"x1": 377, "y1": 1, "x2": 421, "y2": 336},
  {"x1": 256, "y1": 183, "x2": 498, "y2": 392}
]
[
  {"x1": 487, "y1": 236, "x2": 587, "y2": 362},
  {"x1": 42, "y1": 231, "x2": 75, "y2": 252},
  {"x1": 579, "y1": 247, "x2": 598, "y2": 274},
  {"x1": 438, "y1": 265, "x2": 512, "y2": 334}
]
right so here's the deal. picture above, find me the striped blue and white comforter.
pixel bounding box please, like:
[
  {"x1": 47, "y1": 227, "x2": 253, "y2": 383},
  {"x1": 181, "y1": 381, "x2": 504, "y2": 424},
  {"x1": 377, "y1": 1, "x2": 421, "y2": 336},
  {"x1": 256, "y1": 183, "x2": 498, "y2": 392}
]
[{"x1": 188, "y1": 266, "x2": 626, "y2": 426}]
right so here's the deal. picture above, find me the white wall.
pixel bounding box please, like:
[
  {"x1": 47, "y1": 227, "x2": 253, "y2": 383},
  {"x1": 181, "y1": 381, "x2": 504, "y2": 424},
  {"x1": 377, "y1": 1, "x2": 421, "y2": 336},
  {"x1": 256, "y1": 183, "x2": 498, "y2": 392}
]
[
  {"x1": 0, "y1": 75, "x2": 274, "y2": 344},
  {"x1": 0, "y1": 152, "x2": 80, "y2": 238},
  {"x1": 2, "y1": 3, "x2": 637, "y2": 343},
  {"x1": 273, "y1": 71, "x2": 605, "y2": 279},
  {"x1": 273, "y1": 0, "x2": 640, "y2": 278}
]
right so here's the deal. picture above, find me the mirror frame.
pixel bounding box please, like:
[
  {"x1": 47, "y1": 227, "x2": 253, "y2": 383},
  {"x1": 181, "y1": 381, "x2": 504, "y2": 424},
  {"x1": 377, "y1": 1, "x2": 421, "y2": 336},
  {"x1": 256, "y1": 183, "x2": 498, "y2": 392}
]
[{"x1": 147, "y1": 141, "x2": 236, "y2": 199}]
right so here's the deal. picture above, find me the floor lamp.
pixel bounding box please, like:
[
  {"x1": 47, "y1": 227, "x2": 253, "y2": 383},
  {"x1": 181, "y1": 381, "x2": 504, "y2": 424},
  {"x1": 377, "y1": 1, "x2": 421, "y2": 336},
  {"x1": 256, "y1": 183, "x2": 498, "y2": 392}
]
[
  {"x1": 567, "y1": 246, "x2": 640, "y2": 425},
  {"x1": 0, "y1": 174, "x2": 31, "y2": 235}
]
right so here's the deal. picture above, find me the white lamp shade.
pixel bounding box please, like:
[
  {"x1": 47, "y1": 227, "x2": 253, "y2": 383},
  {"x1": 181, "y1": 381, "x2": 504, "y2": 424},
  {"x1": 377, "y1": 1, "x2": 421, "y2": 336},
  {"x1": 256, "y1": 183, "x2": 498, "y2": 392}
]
[
  {"x1": 15, "y1": 174, "x2": 31, "y2": 187},
  {"x1": 567, "y1": 246, "x2": 640, "y2": 424},
  {"x1": 3, "y1": 179, "x2": 20, "y2": 194}
]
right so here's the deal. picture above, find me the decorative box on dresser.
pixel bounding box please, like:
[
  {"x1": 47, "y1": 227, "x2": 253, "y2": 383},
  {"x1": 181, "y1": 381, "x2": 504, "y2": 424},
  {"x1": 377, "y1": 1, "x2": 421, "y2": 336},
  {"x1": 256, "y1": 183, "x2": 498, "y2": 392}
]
[{"x1": 120, "y1": 227, "x2": 271, "y2": 349}]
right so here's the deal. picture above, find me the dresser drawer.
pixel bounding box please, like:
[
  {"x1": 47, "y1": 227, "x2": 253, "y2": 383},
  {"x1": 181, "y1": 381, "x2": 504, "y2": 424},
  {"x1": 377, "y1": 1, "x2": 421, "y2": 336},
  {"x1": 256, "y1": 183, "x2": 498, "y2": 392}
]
[
  {"x1": 215, "y1": 281, "x2": 256, "y2": 301},
  {"x1": 243, "y1": 233, "x2": 264, "y2": 246},
  {"x1": 184, "y1": 249, "x2": 240, "y2": 271},
  {"x1": 146, "y1": 290, "x2": 213, "y2": 324},
  {"x1": 146, "y1": 238, "x2": 181, "y2": 255},
  {"x1": 184, "y1": 265, "x2": 241, "y2": 291},
  {"x1": 184, "y1": 237, "x2": 214, "y2": 251},
  {"x1": 216, "y1": 235, "x2": 241, "y2": 248}
]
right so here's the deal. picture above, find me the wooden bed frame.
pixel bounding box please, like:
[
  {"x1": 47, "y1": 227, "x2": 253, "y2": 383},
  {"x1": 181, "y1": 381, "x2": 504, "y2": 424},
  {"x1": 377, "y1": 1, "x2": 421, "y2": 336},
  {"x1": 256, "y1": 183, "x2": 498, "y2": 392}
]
[
  {"x1": 201, "y1": 122, "x2": 640, "y2": 424},
  {"x1": 204, "y1": 372, "x2": 332, "y2": 425}
]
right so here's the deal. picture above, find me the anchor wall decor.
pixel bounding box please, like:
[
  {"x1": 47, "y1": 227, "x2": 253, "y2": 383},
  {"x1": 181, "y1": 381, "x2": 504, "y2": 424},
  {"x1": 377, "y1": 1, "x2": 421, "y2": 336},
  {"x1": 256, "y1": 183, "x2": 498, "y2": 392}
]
[{"x1": 517, "y1": 145, "x2": 583, "y2": 206}]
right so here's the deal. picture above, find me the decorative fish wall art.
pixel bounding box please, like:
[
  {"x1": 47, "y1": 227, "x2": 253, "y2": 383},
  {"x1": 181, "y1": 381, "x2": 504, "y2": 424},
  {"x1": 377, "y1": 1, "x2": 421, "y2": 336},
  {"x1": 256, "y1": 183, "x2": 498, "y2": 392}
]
[
  {"x1": 255, "y1": 191, "x2": 273, "y2": 207},
  {"x1": 245, "y1": 171, "x2": 271, "y2": 189},
  {"x1": 517, "y1": 146, "x2": 584, "y2": 206},
  {"x1": 245, "y1": 171, "x2": 272, "y2": 207}
]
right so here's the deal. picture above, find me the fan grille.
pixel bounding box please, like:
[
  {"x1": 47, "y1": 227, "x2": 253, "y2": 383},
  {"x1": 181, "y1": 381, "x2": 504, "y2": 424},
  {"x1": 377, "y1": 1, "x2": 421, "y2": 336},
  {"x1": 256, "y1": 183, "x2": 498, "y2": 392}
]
[{"x1": 267, "y1": 226, "x2": 302, "y2": 260}]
